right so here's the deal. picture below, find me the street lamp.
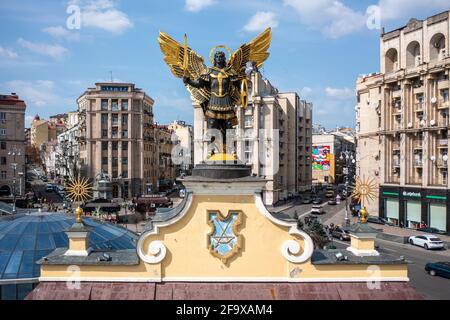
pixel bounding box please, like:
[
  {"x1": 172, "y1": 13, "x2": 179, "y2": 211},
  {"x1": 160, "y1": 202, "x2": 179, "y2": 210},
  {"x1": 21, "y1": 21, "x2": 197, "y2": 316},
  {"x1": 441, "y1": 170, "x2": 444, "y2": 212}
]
[
  {"x1": 8, "y1": 146, "x2": 22, "y2": 214},
  {"x1": 340, "y1": 149, "x2": 356, "y2": 227}
]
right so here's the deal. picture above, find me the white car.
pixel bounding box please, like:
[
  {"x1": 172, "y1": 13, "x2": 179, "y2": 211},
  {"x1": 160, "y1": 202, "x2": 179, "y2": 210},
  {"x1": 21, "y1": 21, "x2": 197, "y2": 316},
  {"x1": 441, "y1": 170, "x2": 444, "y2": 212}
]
[
  {"x1": 311, "y1": 205, "x2": 325, "y2": 215},
  {"x1": 408, "y1": 235, "x2": 445, "y2": 250}
]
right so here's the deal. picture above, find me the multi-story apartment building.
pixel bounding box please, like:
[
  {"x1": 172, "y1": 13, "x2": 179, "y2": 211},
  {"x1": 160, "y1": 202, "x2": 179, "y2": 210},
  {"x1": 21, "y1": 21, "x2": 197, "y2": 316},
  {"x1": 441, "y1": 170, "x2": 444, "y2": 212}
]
[
  {"x1": 77, "y1": 83, "x2": 157, "y2": 199},
  {"x1": 168, "y1": 120, "x2": 194, "y2": 177},
  {"x1": 356, "y1": 11, "x2": 450, "y2": 234},
  {"x1": 0, "y1": 94, "x2": 26, "y2": 197},
  {"x1": 31, "y1": 116, "x2": 58, "y2": 150},
  {"x1": 155, "y1": 125, "x2": 176, "y2": 191},
  {"x1": 194, "y1": 72, "x2": 313, "y2": 205},
  {"x1": 55, "y1": 123, "x2": 80, "y2": 183},
  {"x1": 312, "y1": 131, "x2": 355, "y2": 185}
]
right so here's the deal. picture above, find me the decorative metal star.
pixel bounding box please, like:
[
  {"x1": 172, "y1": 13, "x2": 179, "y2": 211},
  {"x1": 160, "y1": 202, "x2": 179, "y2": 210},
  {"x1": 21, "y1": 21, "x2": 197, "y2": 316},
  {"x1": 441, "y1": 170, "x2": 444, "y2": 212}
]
[
  {"x1": 351, "y1": 176, "x2": 378, "y2": 207},
  {"x1": 66, "y1": 177, "x2": 92, "y2": 203}
]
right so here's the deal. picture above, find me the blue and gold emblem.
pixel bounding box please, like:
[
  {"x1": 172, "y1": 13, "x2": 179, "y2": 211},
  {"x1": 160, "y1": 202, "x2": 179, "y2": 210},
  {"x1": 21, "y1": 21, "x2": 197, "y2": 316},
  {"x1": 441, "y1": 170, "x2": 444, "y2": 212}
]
[{"x1": 207, "y1": 210, "x2": 243, "y2": 263}]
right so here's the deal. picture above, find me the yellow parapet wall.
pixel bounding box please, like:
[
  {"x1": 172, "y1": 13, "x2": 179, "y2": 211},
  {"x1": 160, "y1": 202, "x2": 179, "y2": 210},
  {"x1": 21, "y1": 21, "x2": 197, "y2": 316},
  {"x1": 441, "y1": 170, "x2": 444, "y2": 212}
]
[{"x1": 39, "y1": 191, "x2": 408, "y2": 283}]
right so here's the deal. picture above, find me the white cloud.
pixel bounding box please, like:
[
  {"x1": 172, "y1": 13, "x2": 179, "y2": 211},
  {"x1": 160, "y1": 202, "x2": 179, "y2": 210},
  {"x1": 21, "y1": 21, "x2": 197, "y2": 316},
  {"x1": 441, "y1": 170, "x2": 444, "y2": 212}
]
[
  {"x1": 378, "y1": 0, "x2": 450, "y2": 21},
  {"x1": 0, "y1": 46, "x2": 18, "y2": 59},
  {"x1": 244, "y1": 11, "x2": 279, "y2": 32},
  {"x1": 0, "y1": 80, "x2": 71, "y2": 109},
  {"x1": 68, "y1": 0, "x2": 133, "y2": 34},
  {"x1": 42, "y1": 26, "x2": 80, "y2": 41},
  {"x1": 25, "y1": 115, "x2": 35, "y2": 128},
  {"x1": 325, "y1": 87, "x2": 354, "y2": 99},
  {"x1": 185, "y1": 0, "x2": 216, "y2": 12},
  {"x1": 17, "y1": 38, "x2": 69, "y2": 60},
  {"x1": 284, "y1": 0, "x2": 367, "y2": 38}
]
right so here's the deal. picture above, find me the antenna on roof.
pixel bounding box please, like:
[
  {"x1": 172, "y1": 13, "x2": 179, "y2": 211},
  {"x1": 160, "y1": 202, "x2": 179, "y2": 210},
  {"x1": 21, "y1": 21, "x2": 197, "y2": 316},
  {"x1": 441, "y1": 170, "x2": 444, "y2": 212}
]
[{"x1": 110, "y1": 71, "x2": 114, "y2": 83}]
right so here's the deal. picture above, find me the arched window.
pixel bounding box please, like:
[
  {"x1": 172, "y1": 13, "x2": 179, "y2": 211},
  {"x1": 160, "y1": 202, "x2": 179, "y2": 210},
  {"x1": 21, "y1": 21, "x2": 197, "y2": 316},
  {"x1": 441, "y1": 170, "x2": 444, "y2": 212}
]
[
  {"x1": 385, "y1": 48, "x2": 398, "y2": 73},
  {"x1": 430, "y1": 33, "x2": 446, "y2": 61},
  {"x1": 406, "y1": 41, "x2": 421, "y2": 68}
]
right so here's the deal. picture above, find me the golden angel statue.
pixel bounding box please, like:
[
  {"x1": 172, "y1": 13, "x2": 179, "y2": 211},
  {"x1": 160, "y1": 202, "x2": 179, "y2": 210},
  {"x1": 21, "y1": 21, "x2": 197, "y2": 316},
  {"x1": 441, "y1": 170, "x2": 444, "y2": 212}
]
[{"x1": 158, "y1": 28, "x2": 272, "y2": 156}]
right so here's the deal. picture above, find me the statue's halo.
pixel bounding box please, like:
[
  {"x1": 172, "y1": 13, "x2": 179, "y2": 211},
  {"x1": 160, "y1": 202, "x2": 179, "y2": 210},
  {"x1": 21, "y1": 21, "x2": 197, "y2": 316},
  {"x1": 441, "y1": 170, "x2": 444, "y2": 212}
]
[{"x1": 209, "y1": 45, "x2": 232, "y2": 65}]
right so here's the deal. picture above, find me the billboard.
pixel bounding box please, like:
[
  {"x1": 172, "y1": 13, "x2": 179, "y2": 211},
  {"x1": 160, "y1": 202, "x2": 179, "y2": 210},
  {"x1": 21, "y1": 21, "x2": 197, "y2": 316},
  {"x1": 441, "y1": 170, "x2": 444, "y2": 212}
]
[{"x1": 312, "y1": 145, "x2": 331, "y2": 171}]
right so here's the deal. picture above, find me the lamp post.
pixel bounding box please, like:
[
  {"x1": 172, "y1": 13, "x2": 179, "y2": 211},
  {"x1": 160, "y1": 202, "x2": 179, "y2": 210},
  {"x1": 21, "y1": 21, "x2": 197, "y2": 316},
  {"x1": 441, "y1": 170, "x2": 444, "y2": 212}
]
[
  {"x1": 8, "y1": 146, "x2": 22, "y2": 214},
  {"x1": 340, "y1": 149, "x2": 355, "y2": 227}
]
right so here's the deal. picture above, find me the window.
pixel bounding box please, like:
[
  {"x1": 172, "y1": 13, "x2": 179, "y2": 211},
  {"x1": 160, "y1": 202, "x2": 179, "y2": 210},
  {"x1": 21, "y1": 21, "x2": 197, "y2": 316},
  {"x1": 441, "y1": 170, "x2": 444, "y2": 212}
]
[
  {"x1": 112, "y1": 114, "x2": 118, "y2": 126},
  {"x1": 122, "y1": 114, "x2": 128, "y2": 125},
  {"x1": 0, "y1": 129, "x2": 6, "y2": 136},
  {"x1": 122, "y1": 141, "x2": 128, "y2": 151},
  {"x1": 101, "y1": 114, "x2": 108, "y2": 124},
  {"x1": 101, "y1": 99, "x2": 108, "y2": 110},
  {"x1": 102, "y1": 129, "x2": 108, "y2": 138},
  {"x1": 112, "y1": 128, "x2": 118, "y2": 138},
  {"x1": 1, "y1": 171, "x2": 6, "y2": 179},
  {"x1": 112, "y1": 99, "x2": 119, "y2": 111},
  {"x1": 102, "y1": 141, "x2": 108, "y2": 151},
  {"x1": 122, "y1": 158, "x2": 128, "y2": 165},
  {"x1": 121, "y1": 100, "x2": 128, "y2": 111},
  {"x1": 0, "y1": 157, "x2": 6, "y2": 165},
  {"x1": 122, "y1": 130, "x2": 128, "y2": 138},
  {"x1": 244, "y1": 115, "x2": 253, "y2": 127},
  {"x1": 102, "y1": 157, "x2": 108, "y2": 165},
  {"x1": 112, "y1": 158, "x2": 118, "y2": 167},
  {"x1": 112, "y1": 142, "x2": 118, "y2": 150},
  {"x1": 0, "y1": 142, "x2": 6, "y2": 150},
  {"x1": 122, "y1": 171, "x2": 128, "y2": 179},
  {"x1": 0, "y1": 112, "x2": 6, "y2": 120}
]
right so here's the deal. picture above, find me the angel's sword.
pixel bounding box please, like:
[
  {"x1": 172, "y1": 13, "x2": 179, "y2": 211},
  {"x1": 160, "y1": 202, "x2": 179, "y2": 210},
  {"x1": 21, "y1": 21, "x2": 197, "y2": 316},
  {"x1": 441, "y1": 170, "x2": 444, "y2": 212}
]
[{"x1": 183, "y1": 34, "x2": 188, "y2": 77}]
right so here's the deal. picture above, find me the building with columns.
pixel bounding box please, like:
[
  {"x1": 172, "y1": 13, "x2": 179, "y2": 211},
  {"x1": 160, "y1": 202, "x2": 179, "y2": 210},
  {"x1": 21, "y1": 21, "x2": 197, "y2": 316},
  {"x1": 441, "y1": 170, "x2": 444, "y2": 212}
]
[
  {"x1": 356, "y1": 11, "x2": 450, "y2": 234},
  {"x1": 193, "y1": 72, "x2": 313, "y2": 205},
  {"x1": 77, "y1": 83, "x2": 157, "y2": 199},
  {"x1": 0, "y1": 94, "x2": 26, "y2": 197}
]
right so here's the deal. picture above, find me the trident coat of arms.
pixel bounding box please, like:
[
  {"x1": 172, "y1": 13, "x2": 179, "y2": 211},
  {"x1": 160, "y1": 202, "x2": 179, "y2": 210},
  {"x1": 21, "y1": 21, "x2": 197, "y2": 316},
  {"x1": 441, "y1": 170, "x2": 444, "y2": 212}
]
[{"x1": 207, "y1": 210, "x2": 243, "y2": 263}]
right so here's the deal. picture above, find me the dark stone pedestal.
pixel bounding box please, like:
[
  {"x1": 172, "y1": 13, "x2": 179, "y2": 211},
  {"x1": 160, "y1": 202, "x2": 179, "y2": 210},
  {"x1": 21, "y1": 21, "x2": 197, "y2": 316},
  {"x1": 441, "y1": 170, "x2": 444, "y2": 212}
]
[{"x1": 191, "y1": 162, "x2": 252, "y2": 180}]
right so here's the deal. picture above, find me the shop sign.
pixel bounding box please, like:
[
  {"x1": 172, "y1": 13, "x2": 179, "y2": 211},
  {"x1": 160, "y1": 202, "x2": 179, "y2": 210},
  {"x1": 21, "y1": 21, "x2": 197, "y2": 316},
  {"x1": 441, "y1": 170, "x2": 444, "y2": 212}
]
[{"x1": 403, "y1": 191, "x2": 421, "y2": 198}]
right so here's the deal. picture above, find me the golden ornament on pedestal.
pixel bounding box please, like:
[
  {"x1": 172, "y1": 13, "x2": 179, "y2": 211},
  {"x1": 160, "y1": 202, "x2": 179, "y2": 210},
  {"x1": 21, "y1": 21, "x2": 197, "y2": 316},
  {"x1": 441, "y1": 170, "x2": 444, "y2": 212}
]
[{"x1": 351, "y1": 176, "x2": 378, "y2": 223}]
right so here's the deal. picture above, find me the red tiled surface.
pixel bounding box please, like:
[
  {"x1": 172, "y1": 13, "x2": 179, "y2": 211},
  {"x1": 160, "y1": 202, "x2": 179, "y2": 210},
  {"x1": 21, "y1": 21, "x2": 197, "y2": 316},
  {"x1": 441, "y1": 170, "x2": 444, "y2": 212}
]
[{"x1": 26, "y1": 282, "x2": 423, "y2": 300}]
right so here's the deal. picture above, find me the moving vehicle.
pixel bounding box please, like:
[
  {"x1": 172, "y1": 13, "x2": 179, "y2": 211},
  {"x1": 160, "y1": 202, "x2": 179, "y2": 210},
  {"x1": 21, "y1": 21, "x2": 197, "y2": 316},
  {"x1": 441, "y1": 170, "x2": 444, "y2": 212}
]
[
  {"x1": 325, "y1": 190, "x2": 335, "y2": 198},
  {"x1": 417, "y1": 227, "x2": 446, "y2": 235},
  {"x1": 331, "y1": 227, "x2": 351, "y2": 241},
  {"x1": 327, "y1": 199, "x2": 337, "y2": 205},
  {"x1": 367, "y1": 216, "x2": 393, "y2": 226},
  {"x1": 311, "y1": 205, "x2": 325, "y2": 215},
  {"x1": 45, "y1": 184, "x2": 57, "y2": 192},
  {"x1": 425, "y1": 262, "x2": 450, "y2": 278},
  {"x1": 301, "y1": 197, "x2": 313, "y2": 204},
  {"x1": 312, "y1": 197, "x2": 323, "y2": 205},
  {"x1": 408, "y1": 235, "x2": 445, "y2": 250}
]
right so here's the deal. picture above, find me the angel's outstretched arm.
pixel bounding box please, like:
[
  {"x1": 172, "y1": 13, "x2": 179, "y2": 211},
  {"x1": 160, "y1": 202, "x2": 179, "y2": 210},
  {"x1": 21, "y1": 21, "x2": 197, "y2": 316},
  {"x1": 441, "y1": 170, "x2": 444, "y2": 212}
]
[{"x1": 183, "y1": 76, "x2": 209, "y2": 89}]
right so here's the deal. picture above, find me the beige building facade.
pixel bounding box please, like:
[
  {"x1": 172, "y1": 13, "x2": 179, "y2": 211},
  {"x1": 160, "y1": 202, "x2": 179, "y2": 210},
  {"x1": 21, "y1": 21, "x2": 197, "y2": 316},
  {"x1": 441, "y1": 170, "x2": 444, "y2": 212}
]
[
  {"x1": 77, "y1": 83, "x2": 157, "y2": 198},
  {"x1": 194, "y1": 71, "x2": 313, "y2": 205},
  {"x1": 0, "y1": 94, "x2": 26, "y2": 197},
  {"x1": 356, "y1": 11, "x2": 450, "y2": 234},
  {"x1": 168, "y1": 120, "x2": 194, "y2": 177}
]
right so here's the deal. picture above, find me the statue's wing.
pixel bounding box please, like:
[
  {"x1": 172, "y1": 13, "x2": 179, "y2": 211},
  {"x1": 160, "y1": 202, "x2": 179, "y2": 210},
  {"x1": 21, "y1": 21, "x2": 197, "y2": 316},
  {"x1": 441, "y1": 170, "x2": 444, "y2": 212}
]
[
  {"x1": 228, "y1": 27, "x2": 272, "y2": 77},
  {"x1": 158, "y1": 31, "x2": 210, "y2": 105}
]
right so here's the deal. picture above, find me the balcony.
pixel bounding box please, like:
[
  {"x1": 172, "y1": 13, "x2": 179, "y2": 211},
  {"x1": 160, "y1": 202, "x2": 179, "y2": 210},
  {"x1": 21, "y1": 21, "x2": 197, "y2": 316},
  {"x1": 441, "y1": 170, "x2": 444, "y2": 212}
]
[
  {"x1": 438, "y1": 139, "x2": 448, "y2": 148},
  {"x1": 414, "y1": 159, "x2": 423, "y2": 167},
  {"x1": 392, "y1": 143, "x2": 400, "y2": 153},
  {"x1": 408, "y1": 176, "x2": 422, "y2": 185},
  {"x1": 392, "y1": 159, "x2": 400, "y2": 167},
  {"x1": 413, "y1": 141, "x2": 423, "y2": 150},
  {"x1": 386, "y1": 175, "x2": 400, "y2": 184},
  {"x1": 438, "y1": 99, "x2": 449, "y2": 110},
  {"x1": 414, "y1": 102, "x2": 424, "y2": 112},
  {"x1": 437, "y1": 160, "x2": 448, "y2": 168}
]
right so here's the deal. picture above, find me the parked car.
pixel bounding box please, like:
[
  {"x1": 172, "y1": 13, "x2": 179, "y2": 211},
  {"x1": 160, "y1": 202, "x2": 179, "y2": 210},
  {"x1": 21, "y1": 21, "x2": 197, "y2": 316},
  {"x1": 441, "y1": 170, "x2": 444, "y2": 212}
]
[
  {"x1": 325, "y1": 190, "x2": 335, "y2": 198},
  {"x1": 327, "y1": 199, "x2": 337, "y2": 205},
  {"x1": 45, "y1": 184, "x2": 57, "y2": 192},
  {"x1": 312, "y1": 197, "x2": 323, "y2": 205},
  {"x1": 301, "y1": 197, "x2": 313, "y2": 204},
  {"x1": 367, "y1": 216, "x2": 393, "y2": 226},
  {"x1": 425, "y1": 262, "x2": 450, "y2": 278},
  {"x1": 311, "y1": 205, "x2": 325, "y2": 215},
  {"x1": 331, "y1": 227, "x2": 351, "y2": 241},
  {"x1": 417, "y1": 227, "x2": 446, "y2": 235},
  {"x1": 408, "y1": 235, "x2": 445, "y2": 250}
]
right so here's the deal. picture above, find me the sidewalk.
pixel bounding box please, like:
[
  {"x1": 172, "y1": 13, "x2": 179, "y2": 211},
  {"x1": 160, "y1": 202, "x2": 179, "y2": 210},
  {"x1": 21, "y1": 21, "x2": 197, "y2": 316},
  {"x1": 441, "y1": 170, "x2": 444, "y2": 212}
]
[{"x1": 267, "y1": 201, "x2": 296, "y2": 213}]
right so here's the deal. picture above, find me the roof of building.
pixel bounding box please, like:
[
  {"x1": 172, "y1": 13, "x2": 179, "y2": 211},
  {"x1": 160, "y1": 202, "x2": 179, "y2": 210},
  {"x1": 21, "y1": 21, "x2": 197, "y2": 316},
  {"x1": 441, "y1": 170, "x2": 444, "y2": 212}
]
[
  {"x1": 0, "y1": 212, "x2": 138, "y2": 282},
  {"x1": 311, "y1": 249, "x2": 407, "y2": 265},
  {"x1": 0, "y1": 94, "x2": 26, "y2": 106},
  {"x1": 26, "y1": 281, "x2": 424, "y2": 300}
]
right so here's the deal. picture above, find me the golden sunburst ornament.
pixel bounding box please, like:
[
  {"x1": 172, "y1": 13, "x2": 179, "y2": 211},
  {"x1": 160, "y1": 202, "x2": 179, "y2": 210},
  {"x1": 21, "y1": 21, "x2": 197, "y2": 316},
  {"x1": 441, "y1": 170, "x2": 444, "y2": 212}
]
[
  {"x1": 66, "y1": 177, "x2": 92, "y2": 203},
  {"x1": 352, "y1": 176, "x2": 378, "y2": 207}
]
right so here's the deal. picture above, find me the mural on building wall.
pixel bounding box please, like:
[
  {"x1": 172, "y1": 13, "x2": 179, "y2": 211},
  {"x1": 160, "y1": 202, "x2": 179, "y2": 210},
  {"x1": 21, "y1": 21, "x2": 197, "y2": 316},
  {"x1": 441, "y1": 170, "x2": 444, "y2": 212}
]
[{"x1": 312, "y1": 145, "x2": 331, "y2": 171}]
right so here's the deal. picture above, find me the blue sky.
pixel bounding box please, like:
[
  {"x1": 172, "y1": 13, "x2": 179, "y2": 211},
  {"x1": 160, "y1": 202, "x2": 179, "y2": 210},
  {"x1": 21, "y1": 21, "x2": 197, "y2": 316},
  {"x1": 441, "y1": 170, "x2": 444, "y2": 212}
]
[{"x1": 0, "y1": 0, "x2": 449, "y2": 129}]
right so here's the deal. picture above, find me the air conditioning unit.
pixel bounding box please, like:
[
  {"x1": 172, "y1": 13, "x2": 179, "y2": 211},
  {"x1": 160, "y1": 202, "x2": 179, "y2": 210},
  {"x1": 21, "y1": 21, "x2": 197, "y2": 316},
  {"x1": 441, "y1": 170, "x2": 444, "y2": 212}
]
[
  {"x1": 431, "y1": 97, "x2": 437, "y2": 104},
  {"x1": 430, "y1": 155, "x2": 436, "y2": 162},
  {"x1": 420, "y1": 120, "x2": 426, "y2": 127},
  {"x1": 407, "y1": 122, "x2": 413, "y2": 128},
  {"x1": 430, "y1": 119, "x2": 436, "y2": 126}
]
